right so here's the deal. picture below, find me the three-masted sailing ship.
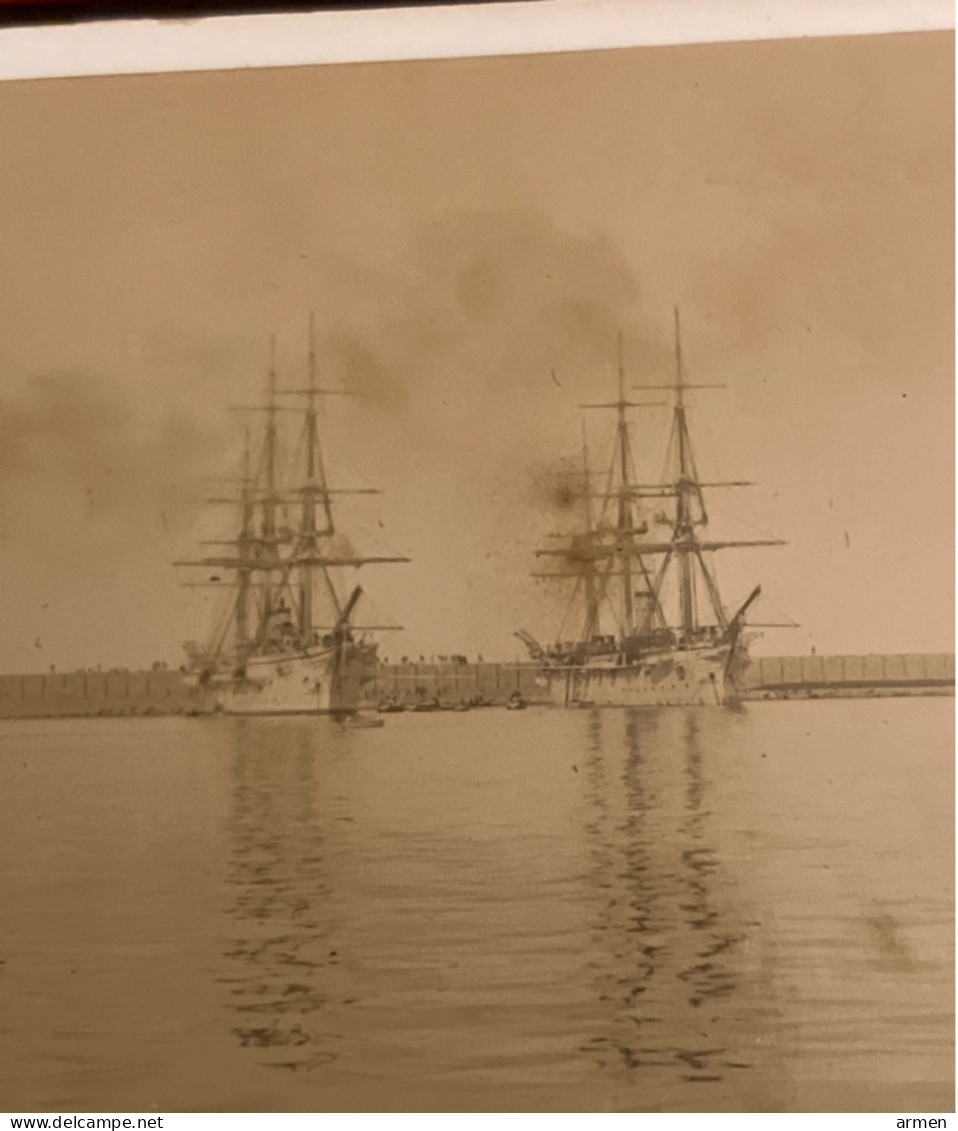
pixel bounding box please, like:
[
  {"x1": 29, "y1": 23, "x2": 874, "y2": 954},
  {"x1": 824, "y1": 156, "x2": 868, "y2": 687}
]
[
  {"x1": 175, "y1": 319, "x2": 408, "y2": 715},
  {"x1": 517, "y1": 312, "x2": 783, "y2": 707}
]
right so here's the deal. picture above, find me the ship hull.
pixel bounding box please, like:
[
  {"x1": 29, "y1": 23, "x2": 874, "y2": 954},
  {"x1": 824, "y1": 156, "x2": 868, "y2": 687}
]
[
  {"x1": 201, "y1": 644, "x2": 375, "y2": 716},
  {"x1": 543, "y1": 642, "x2": 738, "y2": 708}
]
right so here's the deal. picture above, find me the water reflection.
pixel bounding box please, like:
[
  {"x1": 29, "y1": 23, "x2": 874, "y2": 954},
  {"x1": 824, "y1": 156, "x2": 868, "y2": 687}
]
[
  {"x1": 677, "y1": 713, "x2": 743, "y2": 1018},
  {"x1": 220, "y1": 719, "x2": 343, "y2": 1072},
  {"x1": 580, "y1": 708, "x2": 754, "y2": 1091}
]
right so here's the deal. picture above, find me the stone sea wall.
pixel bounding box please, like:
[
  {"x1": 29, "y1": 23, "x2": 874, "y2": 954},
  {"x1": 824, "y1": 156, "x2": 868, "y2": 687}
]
[
  {"x1": 0, "y1": 654, "x2": 952, "y2": 719},
  {"x1": 744, "y1": 652, "x2": 955, "y2": 699},
  {"x1": 0, "y1": 669, "x2": 200, "y2": 719}
]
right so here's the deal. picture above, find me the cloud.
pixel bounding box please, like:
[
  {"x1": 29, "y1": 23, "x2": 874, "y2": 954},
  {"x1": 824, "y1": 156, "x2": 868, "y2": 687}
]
[
  {"x1": 320, "y1": 207, "x2": 644, "y2": 413},
  {"x1": 0, "y1": 369, "x2": 231, "y2": 543}
]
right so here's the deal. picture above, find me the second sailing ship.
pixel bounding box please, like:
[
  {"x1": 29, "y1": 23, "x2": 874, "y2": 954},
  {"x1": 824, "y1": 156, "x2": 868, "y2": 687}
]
[
  {"x1": 176, "y1": 319, "x2": 409, "y2": 715},
  {"x1": 518, "y1": 313, "x2": 784, "y2": 708}
]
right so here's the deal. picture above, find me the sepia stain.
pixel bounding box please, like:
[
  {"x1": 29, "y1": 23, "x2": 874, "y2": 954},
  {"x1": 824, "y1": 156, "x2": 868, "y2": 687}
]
[{"x1": 862, "y1": 901, "x2": 916, "y2": 972}]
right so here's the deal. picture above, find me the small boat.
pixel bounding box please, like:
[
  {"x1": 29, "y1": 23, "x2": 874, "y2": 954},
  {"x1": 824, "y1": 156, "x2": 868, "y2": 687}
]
[{"x1": 338, "y1": 713, "x2": 385, "y2": 729}]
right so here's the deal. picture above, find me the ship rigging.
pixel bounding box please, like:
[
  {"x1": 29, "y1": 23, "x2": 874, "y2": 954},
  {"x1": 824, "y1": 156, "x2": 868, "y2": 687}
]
[
  {"x1": 175, "y1": 317, "x2": 409, "y2": 714},
  {"x1": 518, "y1": 310, "x2": 784, "y2": 706}
]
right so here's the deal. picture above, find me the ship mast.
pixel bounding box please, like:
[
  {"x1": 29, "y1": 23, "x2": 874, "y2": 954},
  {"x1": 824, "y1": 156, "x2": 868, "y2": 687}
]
[
  {"x1": 534, "y1": 311, "x2": 785, "y2": 644},
  {"x1": 531, "y1": 346, "x2": 664, "y2": 645},
  {"x1": 614, "y1": 334, "x2": 636, "y2": 634},
  {"x1": 276, "y1": 313, "x2": 400, "y2": 647},
  {"x1": 577, "y1": 337, "x2": 663, "y2": 639},
  {"x1": 630, "y1": 306, "x2": 783, "y2": 640},
  {"x1": 235, "y1": 426, "x2": 254, "y2": 652},
  {"x1": 260, "y1": 337, "x2": 280, "y2": 636},
  {"x1": 672, "y1": 309, "x2": 696, "y2": 634},
  {"x1": 631, "y1": 307, "x2": 742, "y2": 639},
  {"x1": 295, "y1": 312, "x2": 340, "y2": 644},
  {"x1": 174, "y1": 321, "x2": 410, "y2": 663},
  {"x1": 581, "y1": 421, "x2": 600, "y2": 642}
]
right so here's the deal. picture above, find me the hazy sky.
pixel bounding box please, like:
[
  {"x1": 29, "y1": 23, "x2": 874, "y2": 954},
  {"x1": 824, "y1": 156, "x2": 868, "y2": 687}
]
[{"x1": 0, "y1": 31, "x2": 953, "y2": 672}]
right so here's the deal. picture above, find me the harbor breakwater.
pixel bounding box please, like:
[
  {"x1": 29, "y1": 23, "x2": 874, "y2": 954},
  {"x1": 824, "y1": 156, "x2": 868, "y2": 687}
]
[
  {"x1": 744, "y1": 652, "x2": 954, "y2": 699},
  {"x1": 0, "y1": 653, "x2": 952, "y2": 719}
]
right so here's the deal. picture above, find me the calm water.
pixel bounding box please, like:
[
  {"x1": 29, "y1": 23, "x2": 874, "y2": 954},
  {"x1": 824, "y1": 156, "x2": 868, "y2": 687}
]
[{"x1": 0, "y1": 699, "x2": 953, "y2": 1113}]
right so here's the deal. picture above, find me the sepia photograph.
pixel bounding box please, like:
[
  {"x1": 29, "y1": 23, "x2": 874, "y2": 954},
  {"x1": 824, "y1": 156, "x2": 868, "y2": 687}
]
[{"x1": 0, "y1": 4, "x2": 953, "y2": 1115}]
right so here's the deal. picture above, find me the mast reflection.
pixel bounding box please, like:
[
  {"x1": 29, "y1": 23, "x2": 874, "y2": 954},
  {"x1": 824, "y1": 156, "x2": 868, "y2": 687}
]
[
  {"x1": 580, "y1": 708, "x2": 754, "y2": 1093},
  {"x1": 220, "y1": 718, "x2": 343, "y2": 1072}
]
